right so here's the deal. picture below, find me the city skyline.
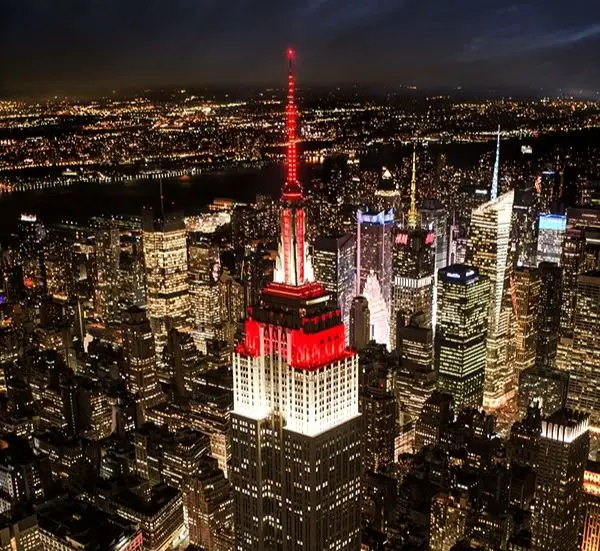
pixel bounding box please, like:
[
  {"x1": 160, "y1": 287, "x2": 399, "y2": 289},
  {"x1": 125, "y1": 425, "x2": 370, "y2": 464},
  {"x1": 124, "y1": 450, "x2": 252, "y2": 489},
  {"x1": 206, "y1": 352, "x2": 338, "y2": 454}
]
[{"x1": 1, "y1": 27, "x2": 600, "y2": 550}]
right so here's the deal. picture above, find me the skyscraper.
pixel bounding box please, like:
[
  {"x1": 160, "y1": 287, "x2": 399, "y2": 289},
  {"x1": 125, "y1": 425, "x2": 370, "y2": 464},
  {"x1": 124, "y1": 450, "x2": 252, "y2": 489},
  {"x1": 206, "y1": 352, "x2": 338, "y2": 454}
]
[
  {"x1": 356, "y1": 208, "x2": 394, "y2": 348},
  {"x1": 536, "y1": 214, "x2": 566, "y2": 266},
  {"x1": 142, "y1": 209, "x2": 190, "y2": 358},
  {"x1": 560, "y1": 207, "x2": 600, "y2": 337},
  {"x1": 436, "y1": 265, "x2": 489, "y2": 410},
  {"x1": 535, "y1": 262, "x2": 563, "y2": 368},
  {"x1": 122, "y1": 307, "x2": 164, "y2": 423},
  {"x1": 94, "y1": 223, "x2": 121, "y2": 325},
  {"x1": 531, "y1": 409, "x2": 589, "y2": 551},
  {"x1": 566, "y1": 272, "x2": 600, "y2": 431},
  {"x1": 230, "y1": 50, "x2": 362, "y2": 551},
  {"x1": 512, "y1": 266, "x2": 540, "y2": 375},
  {"x1": 467, "y1": 189, "x2": 515, "y2": 408},
  {"x1": 390, "y1": 149, "x2": 435, "y2": 350},
  {"x1": 511, "y1": 180, "x2": 539, "y2": 268},
  {"x1": 313, "y1": 233, "x2": 356, "y2": 335},
  {"x1": 349, "y1": 296, "x2": 370, "y2": 351}
]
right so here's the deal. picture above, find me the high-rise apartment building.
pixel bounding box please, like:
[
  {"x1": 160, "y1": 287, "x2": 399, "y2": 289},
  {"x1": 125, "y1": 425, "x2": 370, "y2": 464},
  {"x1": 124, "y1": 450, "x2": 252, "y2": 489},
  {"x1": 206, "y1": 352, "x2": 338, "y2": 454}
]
[
  {"x1": 466, "y1": 190, "x2": 515, "y2": 408},
  {"x1": 436, "y1": 265, "x2": 489, "y2": 410},
  {"x1": 230, "y1": 51, "x2": 362, "y2": 551},
  {"x1": 566, "y1": 272, "x2": 600, "y2": 430},
  {"x1": 313, "y1": 233, "x2": 356, "y2": 335},
  {"x1": 531, "y1": 409, "x2": 589, "y2": 551},
  {"x1": 356, "y1": 209, "x2": 394, "y2": 348},
  {"x1": 142, "y1": 209, "x2": 190, "y2": 357}
]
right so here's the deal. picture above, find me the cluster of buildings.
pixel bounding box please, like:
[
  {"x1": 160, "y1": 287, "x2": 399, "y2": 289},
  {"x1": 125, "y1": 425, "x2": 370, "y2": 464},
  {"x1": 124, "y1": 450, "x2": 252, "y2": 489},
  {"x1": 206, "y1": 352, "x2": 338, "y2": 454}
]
[{"x1": 0, "y1": 52, "x2": 599, "y2": 551}]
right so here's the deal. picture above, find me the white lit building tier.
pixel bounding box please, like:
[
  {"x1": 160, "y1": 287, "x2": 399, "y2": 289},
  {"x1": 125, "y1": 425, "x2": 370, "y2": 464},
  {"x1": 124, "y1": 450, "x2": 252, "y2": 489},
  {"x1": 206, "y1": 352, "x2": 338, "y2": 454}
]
[{"x1": 233, "y1": 349, "x2": 359, "y2": 438}]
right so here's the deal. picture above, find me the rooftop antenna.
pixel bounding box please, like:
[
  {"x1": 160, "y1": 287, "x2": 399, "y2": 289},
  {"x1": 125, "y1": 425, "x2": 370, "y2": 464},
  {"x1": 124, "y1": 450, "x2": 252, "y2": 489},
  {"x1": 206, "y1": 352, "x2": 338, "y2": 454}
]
[
  {"x1": 282, "y1": 48, "x2": 302, "y2": 202},
  {"x1": 408, "y1": 141, "x2": 418, "y2": 229}
]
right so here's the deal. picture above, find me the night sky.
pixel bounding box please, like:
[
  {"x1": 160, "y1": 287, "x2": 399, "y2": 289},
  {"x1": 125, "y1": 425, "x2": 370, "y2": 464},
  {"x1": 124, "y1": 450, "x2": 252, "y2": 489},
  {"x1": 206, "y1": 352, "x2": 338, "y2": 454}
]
[{"x1": 2, "y1": 0, "x2": 600, "y2": 95}]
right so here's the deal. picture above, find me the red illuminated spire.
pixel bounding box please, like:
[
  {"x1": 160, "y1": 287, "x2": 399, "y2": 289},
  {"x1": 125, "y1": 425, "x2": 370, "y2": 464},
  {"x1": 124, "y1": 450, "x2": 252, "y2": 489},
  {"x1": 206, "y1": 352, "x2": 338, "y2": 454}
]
[{"x1": 282, "y1": 48, "x2": 302, "y2": 202}]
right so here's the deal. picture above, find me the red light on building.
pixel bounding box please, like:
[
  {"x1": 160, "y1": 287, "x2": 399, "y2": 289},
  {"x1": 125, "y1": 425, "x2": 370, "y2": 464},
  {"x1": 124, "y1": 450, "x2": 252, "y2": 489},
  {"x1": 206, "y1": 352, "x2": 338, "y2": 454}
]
[
  {"x1": 395, "y1": 232, "x2": 409, "y2": 246},
  {"x1": 425, "y1": 232, "x2": 435, "y2": 246},
  {"x1": 23, "y1": 276, "x2": 35, "y2": 289}
]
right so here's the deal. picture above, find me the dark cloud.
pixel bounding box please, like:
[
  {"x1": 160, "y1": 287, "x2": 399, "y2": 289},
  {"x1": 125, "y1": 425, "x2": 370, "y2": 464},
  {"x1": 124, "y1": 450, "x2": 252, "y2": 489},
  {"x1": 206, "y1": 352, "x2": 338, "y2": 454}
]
[{"x1": 1, "y1": 0, "x2": 600, "y2": 95}]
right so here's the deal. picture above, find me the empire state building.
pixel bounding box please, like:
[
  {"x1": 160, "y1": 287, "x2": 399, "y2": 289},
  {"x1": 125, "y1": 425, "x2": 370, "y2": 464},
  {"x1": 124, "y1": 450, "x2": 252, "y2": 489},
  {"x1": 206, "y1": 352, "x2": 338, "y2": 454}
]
[{"x1": 230, "y1": 50, "x2": 362, "y2": 551}]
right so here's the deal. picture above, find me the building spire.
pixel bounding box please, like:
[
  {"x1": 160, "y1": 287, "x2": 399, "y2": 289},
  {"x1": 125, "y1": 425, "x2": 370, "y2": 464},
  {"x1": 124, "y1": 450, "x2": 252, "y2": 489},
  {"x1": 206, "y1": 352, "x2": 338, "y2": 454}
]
[
  {"x1": 491, "y1": 125, "x2": 500, "y2": 202},
  {"x1": 273, "y1": 49, "x2": 314, "y2": 287},
  {"x1": 408, "y1": 142, "x2": 418, "y2": 229},
  {"x1": 282, "y1": 48, "x2": 302, "y2": 202}
]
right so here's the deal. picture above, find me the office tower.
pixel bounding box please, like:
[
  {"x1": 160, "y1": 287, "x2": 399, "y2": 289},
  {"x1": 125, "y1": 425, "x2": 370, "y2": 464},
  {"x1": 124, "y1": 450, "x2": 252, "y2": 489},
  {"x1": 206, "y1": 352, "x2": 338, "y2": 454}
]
[
  {"x1": 356, "y1": 208, "x2": 394, "y2": 348},
  {"x1": 531, "y1": 409, "x2": 589, "y2": 551},
  {"x1": 512, "y1": 266, "x2": 540, "y2": 374},
  {"x1": 217, "y1": 270, "x2": 245, "y2": 345},
  {"x1": 142, "y1": 209, "x2": 189, "y2": 357},
  {"x1": 313, "y1": 233, "x2": 356, "y2": 333},
  {"x1": 414, "y1": 390, "x2": 453, "y2": 450},
  {"x1": 467, "y1": 189, "x2": 515, "y2": 408},
  {"x1": 395, "y1": 321, "x2": 436, "y2": 448},
  {"x1": 566, "y1": 272, "x2": 600, "y2": 430},
  {"x1": 421, "y1": 198, "x2": 449, "y2": 278},
  {"x1": 390, "y1": 150, "x2": 435, "y2": 350},
  {"x1": 535, "y1": 262, "x2": 562, "y2": 368},
  {"x1": 94, "y1": 223, "x2": 120, "y2": 325},
  {"x1": 391, "y1": 228, "x2": 435, "y2": 343},
  {"x1": 119, "y1": 235, "x2": 146, "y2": 310},
  {"x1": 167, "y1": 327, "x2": 199, "y2": 402},
  {"x1": 122, "y1": 307, "x2": 163, "y2": 422},
  {"x1": 43, "y1": 239, "x2": 74, "y2": 300},
  {"x1": 349, "y1": 296, "x2": 370, "y2": 350},
  {"x1": 536, "y1": 214, "x2": 566, "y2": 266},
  {"x1": 361, "y1": 384, "x2": 398, "y2": 471},
  {"x1": 231, "y1": 51, "x2": 362, "y2": 551},
  {"x1": 517, "y1": 366, "x2": 568, "y2": 417},
  {"x1": 582, "y1": 461, "x2": 600, "y2": 551},
  {"x1": 560, "y1": 207, "x2": 600, "y2": 336},
  {"x1": 511, "y1": 181, "x2": 539, "y2": 268},
  {"x1": 185, "y1": 457, "x2": 234, "y2": 551},
  {"x1": 189, "y1": 386, "x2": 232, "y2": 477},
  {"x1": 16, "y1": 213, "x2": 45, "y2": 290},
  {"x1": 538, "y1": 170, "x2": 562, "y2": 213},
  {"x1": 188, "y1": 235, "x2": 221, "y2": 351},
  {"x1": 436, "y1": 265, "x2": 489, "y2": 410}
]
